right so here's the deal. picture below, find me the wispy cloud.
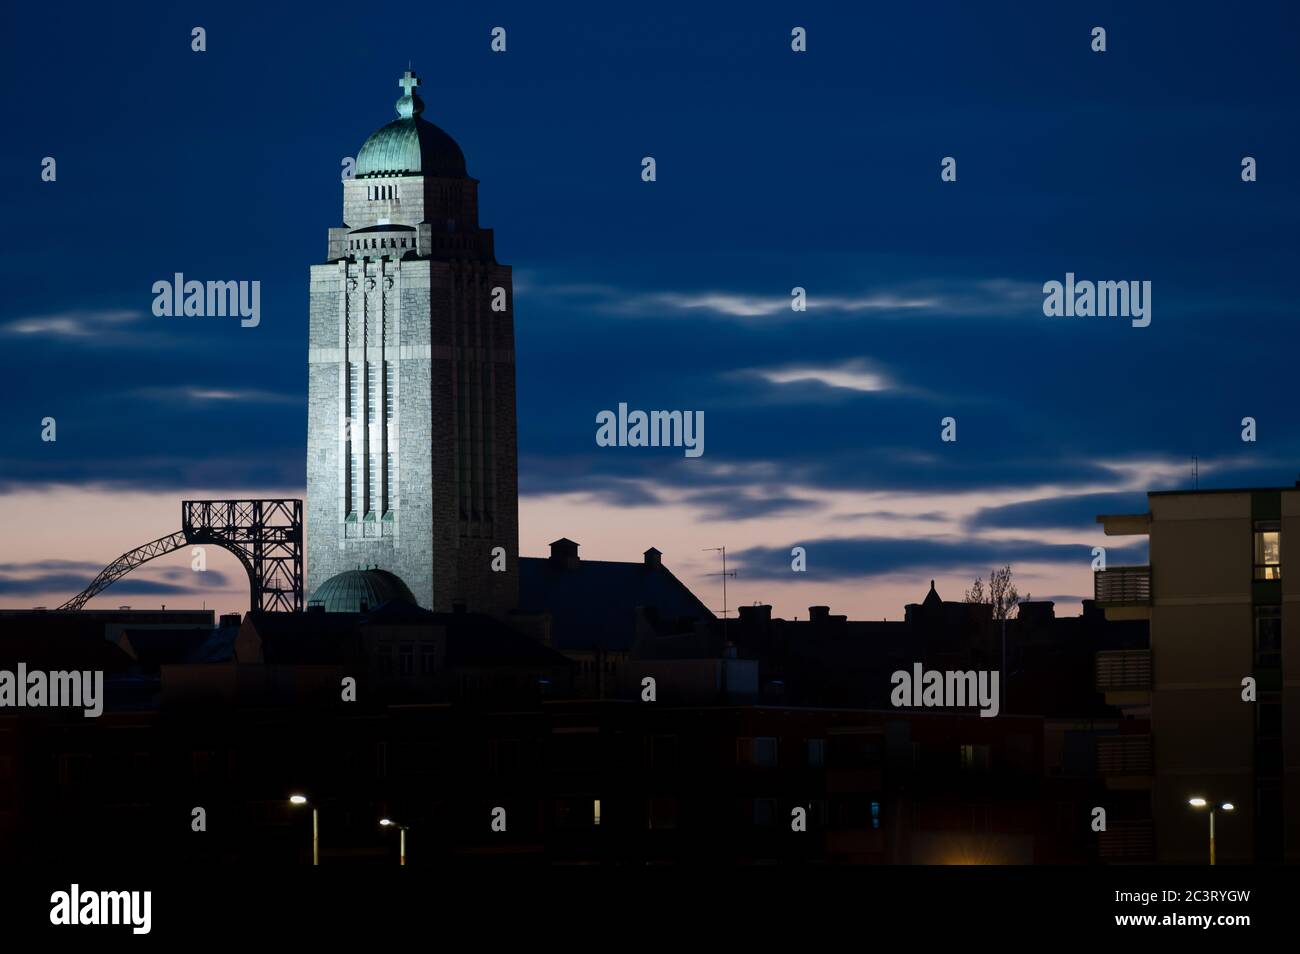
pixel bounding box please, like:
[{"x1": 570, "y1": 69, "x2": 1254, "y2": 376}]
[
  {"x1": 518, "y1": 275, "x2": 1041, "y2": 323},
  {"x1": 1, "y1": 309, "x2": 142, "y2": 339},
  {"x1": 129, "y1": 386, "x2": 301, "y2": 405},
  {"x1": 645, "y1": 291, "x2": 937, "y2": 318},
  {"x1": 731, "y1": 535, "x2": 1149, "y2": 582},
  {"x1": 749, "y1": 359, "x2": 892, "y2": 393}
]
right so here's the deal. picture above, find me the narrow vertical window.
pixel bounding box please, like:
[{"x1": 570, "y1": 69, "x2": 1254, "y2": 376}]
[
  {"x1": 384, "y1": 360, "x2": 396, "y2": 513},
  {"x1": 367, "y1": 361, "x2": 380, "y2": 515},
  {"x1": 482, "y1": 360, "x2": 494, "y2": 520},
  {"x1": 348, "y1": 362, "x2": 361, "y2": 514},
  {"x1": 1254, "y1": 521, "x2": 1281, "y2": 580}
]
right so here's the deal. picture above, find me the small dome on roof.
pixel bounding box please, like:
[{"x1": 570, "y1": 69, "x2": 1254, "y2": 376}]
[{"x1": 309, "y1": 568, "x2": 416, "y2": 613}]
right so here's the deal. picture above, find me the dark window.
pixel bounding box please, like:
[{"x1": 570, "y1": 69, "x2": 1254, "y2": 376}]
[
  {"x1": 737, "y1": 737, "x2": 778, "y2": 767},
  {"x1": 807, "y1": 738, "x2": 826, "y2": 768},
  {"x1": 491, "y1": 738, "x2": 522, "y2": 775},
  {"x1": 1255, "y1": 605, "x2": 1282, "y2": 667},
  {"x1": 648, "y1": 796, "x2": 677, "y2": 830},
  {"x1": 1259, "y1": 700, "x2": 1282, "y2": 738},
  {"x1": 961, "y1": 743, "x2": 991, "y2": 773}
]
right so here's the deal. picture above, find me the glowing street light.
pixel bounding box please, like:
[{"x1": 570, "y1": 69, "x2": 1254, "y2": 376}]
[
  {"x1": 379, "y1": 818, "x2": 410, "y2": 866},
  {"x1": 289, "y1": 794, "x2": 318, "y2": 865},
  {"x1": 1188, "y1": 796, "x2": 1234, "y2": 865}
]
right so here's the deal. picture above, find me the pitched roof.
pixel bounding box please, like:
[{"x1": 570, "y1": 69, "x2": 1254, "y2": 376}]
[{"x1": 518, "y1": 556, "x2": 715, "y2": 652}]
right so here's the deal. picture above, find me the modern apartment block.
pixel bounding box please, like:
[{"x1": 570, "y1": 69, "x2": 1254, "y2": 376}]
[{"x1": 1096, "y1": 485, "x2": 1297, "y2": 863}]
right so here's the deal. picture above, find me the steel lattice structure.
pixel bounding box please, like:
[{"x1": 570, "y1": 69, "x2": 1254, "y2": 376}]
[{"x1": 58, "y1": 499, "x2": 303, "y2": 612}]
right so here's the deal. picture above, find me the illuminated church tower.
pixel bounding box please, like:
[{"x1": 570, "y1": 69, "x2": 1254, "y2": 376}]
[{"x1": 307, "y1": 70, "x2": 518, "y2": 614}]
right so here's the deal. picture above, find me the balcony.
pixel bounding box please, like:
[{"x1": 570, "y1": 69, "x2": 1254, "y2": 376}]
[
  {"x1": 1098, "y1": 820, "x2": 1154, "y2": 862},
  {"x1": 1094, "y1": 566, "x2": 1150, "y2": 605},
  {"x1": 1096, "y1": 513, "x2": 1151, "y2": 536},
  {"x1": 1097, "y1": 735, "x2": 1153, "y2": 789},
  {"x1": 1096, "y1": 650, "x2": 1150, "y2": 691}
]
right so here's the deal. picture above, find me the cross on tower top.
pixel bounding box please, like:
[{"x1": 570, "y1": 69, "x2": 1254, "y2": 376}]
[{"x1": 394, "y1": 69, "x2": 425, "y2": 119}]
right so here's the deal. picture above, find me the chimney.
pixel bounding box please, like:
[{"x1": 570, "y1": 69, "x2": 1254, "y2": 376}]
[
  {"x1": 219, "y1": 613, "x2": 242, "y2": 628},
  {"x1": 808, "y1": 606, "x2": 830, "y2": 623},
  {"x1": 643, "y1": 547, "x2": 662, "y2": 567},
  {"x1": 1017, "y1": 600, "x2": 1055, "y2": 629},
  {"x1": 549, "y1": 538, "x2": 580, "y2": 569},
  {"x1": 737, "y1": 604, "x2": 772, "y2": 624}
]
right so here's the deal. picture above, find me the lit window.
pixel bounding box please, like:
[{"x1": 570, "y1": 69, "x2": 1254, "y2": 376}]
[
  {"x1": 1254, "y1": 521, "x2": 1281, "y2": 580},
  {"x1": 593, "y1": 799, "x2": 601, "y2": 827}
]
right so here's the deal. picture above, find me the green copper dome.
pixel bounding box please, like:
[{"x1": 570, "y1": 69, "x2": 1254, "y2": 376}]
[
  {"x1": 355, "y1": 70, "x2": 467, "y2": 179},
  {"x1": 309, "y1": 568, "x2": 417, "y2": 613}
]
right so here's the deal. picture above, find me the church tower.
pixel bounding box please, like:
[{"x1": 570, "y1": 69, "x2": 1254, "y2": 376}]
[{"x1": 307, "y1": 70, "x2": 518, "y2": 614}]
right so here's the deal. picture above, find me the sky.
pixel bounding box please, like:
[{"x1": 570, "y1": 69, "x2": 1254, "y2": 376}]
[{"x1": 2, "y1": 1, "x2": 1298, "y2": 619}]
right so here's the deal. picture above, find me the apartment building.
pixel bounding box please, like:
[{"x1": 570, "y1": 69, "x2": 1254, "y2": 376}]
[{"x1": 1096, "y1": 485, "x2": 1298, "y2": 863}]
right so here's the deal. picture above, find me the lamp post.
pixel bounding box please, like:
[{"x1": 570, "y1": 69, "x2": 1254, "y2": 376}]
[
  {"x1": 1188, "y1": 796, "x2": 1234, "y2": 865},
  {"x1": 290, "y1": 794, "x2": 318, "y2": 866},
  {"x1": 380, "y1": 818, "x2": 409, "y2": 865}
]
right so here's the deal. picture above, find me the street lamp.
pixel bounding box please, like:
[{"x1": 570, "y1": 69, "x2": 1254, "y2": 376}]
[
  {"x1": 1188, "y1": 796, "x2": 1235, "y2": 865},
  {"x1": 380, "y1": 818, "x2": 409, "y2": 865},
  {"x1": 289, "y1": 794, "x2": 318, "y2": 866}
]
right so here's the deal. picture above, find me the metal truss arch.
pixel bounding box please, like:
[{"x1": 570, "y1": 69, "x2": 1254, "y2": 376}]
[{"x1": 58, "y1": 499, "x2": 303, "y2": 613}]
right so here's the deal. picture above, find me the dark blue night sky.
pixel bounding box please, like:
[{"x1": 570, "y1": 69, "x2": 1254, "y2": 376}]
[{"x1": 2, "y1": 1, "x2": 1298, "y2": 614}]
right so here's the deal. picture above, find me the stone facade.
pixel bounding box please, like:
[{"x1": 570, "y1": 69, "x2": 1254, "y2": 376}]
[{"x1": 307, "y1": 81, "x2": 518, "y2": 615}]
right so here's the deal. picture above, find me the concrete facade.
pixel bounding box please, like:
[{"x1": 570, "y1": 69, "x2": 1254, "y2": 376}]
[
  {"x1": 1099, "y1": 486, "x2": 1295, "y2": 863},
  {"x1": 307, "y1": 79, "x2": 518, "y2": 616}
]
